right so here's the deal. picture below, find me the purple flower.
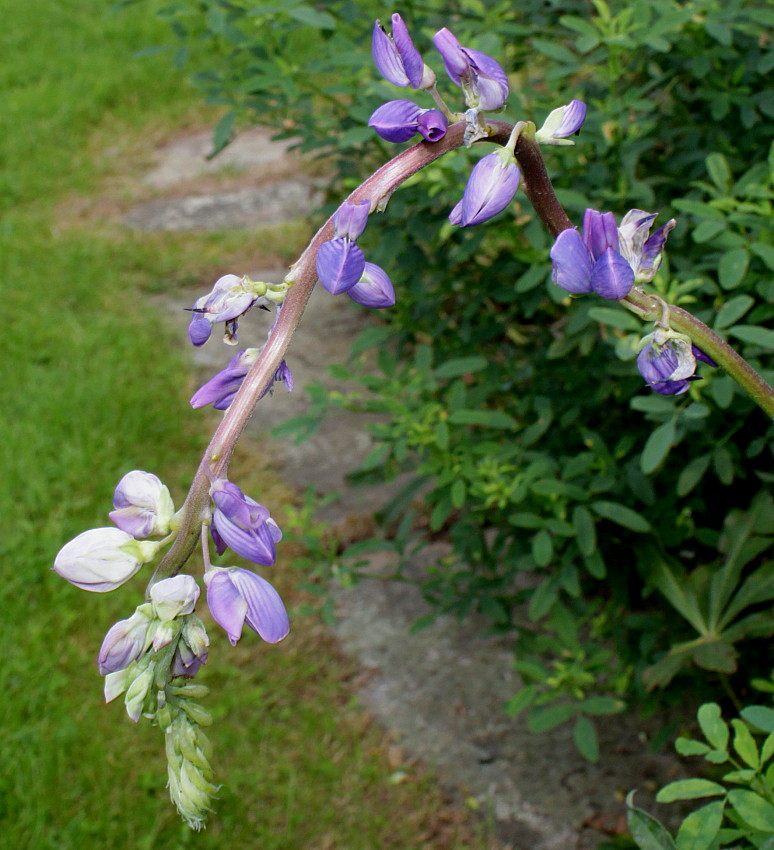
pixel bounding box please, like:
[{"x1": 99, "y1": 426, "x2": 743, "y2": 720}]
[
  {"x1": 636, "y1": 330, "x2": 699, "y2": 395},
  {"x1": 332, "y1": 199, "x2": 370, "y2": 241},
  {"x1": 368, "y1": 100, "x2": 448, "y2": 143},
  {"x1": 618, "y1": 209, "x2": 677, "y2": 284},
  {"x1": 347, "y1": 262, "x2": 396, "y2": 308},
  {"x1": 450, "y1": 148, "x2": 521, "y2": 227},
  {"x1": 191, "y1": 348, "x2": 293, "y2": 410},
  {"x1": 316, "y1": 238, "x2": 366, "y2": 295},
  {"x1": 98, "y1": 604, "x2": 154, "y2": 675},
  {"x1": 372, "y1": 14, "x2": 425, "y2": 89},
  {"x1": 109, "y1": 470, "x2": 175, "y2": 539},
  {"x1": 204, "y1": 567, "x2": 289, "y2": 645},
  {"x1": 210, "y1": 479, "x2": 282, "y2": 566},
  {"x1": 150, "y1": 575, "x2": 200, "y2": 622},
  {"x1": 433, "y1": 28, "x2": 508, "y2": 110},
  {"x1": 535, "y1": 100, "x2": 587, "y2": 145},
  {"x1": 550, "y1": 207, "x2": 675, "y2": 300},
  {"x1": 187, "y1": 274, "x2": 271, "y2": 347}
]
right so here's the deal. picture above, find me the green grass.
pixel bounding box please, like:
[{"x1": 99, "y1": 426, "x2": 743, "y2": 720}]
[{"x1": 0, "y1": 3, "x2": 480, "y2": 847}]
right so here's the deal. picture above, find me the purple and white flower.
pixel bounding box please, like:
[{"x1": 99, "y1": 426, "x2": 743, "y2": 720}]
[
  {"x1": 535, "y1": 99, "x2": 587, "y2": 145},
  {"x1": 316, "y1": 200, "x2": 372, "y2": 295},
  {"x1": 190, "y1": 348, "x2": 293, "y2": 411},
  {"x1": 172, "y1": 616, "x2": 210, "y2": 677},
  {"x1": 550, "y1": 207, "x2": 675, "y2": 300},
  {"x1": 150, "y1": 575, "x2": 200, "y2": 622},
  {"x1": 98, "y1": 604, "x2": 154, "y2": 675},
  {"x1": 109, "y1": 470, "x2": 175, "y2": 539},
  {"x1": 204, "y1": 567, "x2": 289, "y2": 645},
  {"x1": 210, "y1": 479, "x2": 282, "y2": 566},
  {"x1": 636, "y1": 331, "x2": 717, "y2": 395},
  {"x1": 372, "y1": 14, "x2": 426, "y2": 89},
  {"x1": 449, "y1": 148, "x2": 521, "y2": 227},
  {"x1": 368, "y1": 100, "x2": 448, "y2": 143},
  {"x1": 187, "y1": 274, "x2": 272, "y2": 347},
  {"x1": 433, "y1": 28, "x2": 509, "y2": 111}
]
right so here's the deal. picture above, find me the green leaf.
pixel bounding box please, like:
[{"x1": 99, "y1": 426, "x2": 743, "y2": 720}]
[
  {"x1": 675, "y1": 800, "x2": 724, "y2": 850},
  {"x1": 531, "y1": 38, "x2": 577, "y2": 63},
  {"x1": 209, "y1": 109, "x2": 236, "y2": 158},
  {"x1": 672, "y1": 199, "x2": 725, "y2": 220},
  {"x1": 727, "y1": 789, "x2": 774, "y2": 831},
  {"x1": 656, "y1": 779, "x2": 727, "y2": 803},
  {"x1": 528, "y1": 702, "x2": 575, "y2": 733},
  {"x1": 698, "y1": 703, "x2": 729, "y2": 751},
  {"x1": 573, "y1": 715, "x2": 599, "y2": 762},
  {"x1": 580, "y1": 696, "x2": 625, "y2": 715},
  {"x1": 713, "y1": 447, "x2": 734, "y2": 486},
  {"x1": 731, "y1": 719, "x2": 760, "y2": 769},
  {"x1": 692, "y1": 220, "x2": 726, "y2": 243},
  {"x1": 591, "y1": 501, "x2": 651, "y2": 533},
  {"x1": 741, "y1": 706, "x2": 774, "y2": 734},
  {"x1": 751, "y1": 241, "x2": 774, "y2": 271},
  {"x1": 588, "y1": 306, "x2": 642, "y2": 331},
  {"x1": 706, "y1": 153, "x2": 732, "y2": 192},
  {"x1": 573, "y1": 506, "x2": 596, "y2": 557},
  {"x1": 677, "y1": 455, "x2": 711, "y2": 497},
  {"x1": 450, "y1": 478, "x2": 466, "y2": 509},
  {"x1": 505, "y1": 685, "x2": 538, "y2": 717},
  {"x1": 286, "y1": 5, "x2": 336, "y2": 28},
  {"x1": 675, "y1": 737, "x2": 711, "y2": 757},
  {"x1": 718, "y1": 249, "x2": 750, "y2": 290},
  {"x1": 434, "y1": 356, "x2": 488, "y2": 378},
  {"x1": 641, "y1": 419, "x2": 676, "y2": 474},
  {"x1": 692, "y1": 640, "x2": 737, "y2": 674},
  {"x1": 727, "y1": 325, "x2": 774, "y2": 349},
  {"x1": 714, "y1": 295, "x2": 754, "y2": 330},
  {"x1": 447, "y1": 409, "x2": 518, "y2": 429},
  {"x1": 528, "y1": 578, "x2": 558, "y2": 620},
  {"x1": 626, "y1": 792, "x2": 678, "y2": 850},
  {"x1": 532, "y1": 529, "x2": 553, "y2": 567}
]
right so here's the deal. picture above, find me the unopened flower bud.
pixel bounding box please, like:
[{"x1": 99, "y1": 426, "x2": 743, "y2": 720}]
[
  {"x1": 535, "y1": 99, "x2": 587, "y2": 145},
  {"x1": 53, "y1": 528, "x2": 158, "y2": 592},
  {"x1": 98, "y1": 603, "x2": 154, "y2": 675},
  {"x1": 451, "y1": 148, "x2": 521, "y2": 227},
  {"x1": 372, "y1": 14, "x2": 424, "y2": 89},
  {"x1": 150, "y1": 575, "x2": 200, "y2": 622},
  {"x1": 433, "y1": 28, "x2": 509, "y2": 110},
  {"x1": 109, "y1": 470, "x2": 175, "y2": 539},
  {"x1": 347, "y1": 263, "x2": 396, "y2": 309},
  {"x1": 124, "y1": 663, "x2": 155, "y2": 722}
]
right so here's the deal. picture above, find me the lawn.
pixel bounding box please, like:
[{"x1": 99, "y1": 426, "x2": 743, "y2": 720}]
[{"x1": 0, "y1": 3, "x2": 480, "y2": 847}]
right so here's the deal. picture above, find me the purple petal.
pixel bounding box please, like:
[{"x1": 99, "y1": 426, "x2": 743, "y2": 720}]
[
  {"x1": 459, "y1": 152, "x2": 520, "y2": 227},
  {"x1": 347, "y1": 263, "x2": 396, "y2": 309},
  {"x1": 461, "y1": 48, "x2": 509, "y2": 110},
  {"x1": 229, "y1": 569, "x2": 290, "y2": 644},
  {"x1": 448, "y1": 199, "x2": 463, "y2": 225},
  {"x1": 649, "y1": 379, "x2": 693, "y2": 395},
  {"x1": 333, "y1": 199, "x2": 371, "y2": 241},
  {"x1": 390, "y1": 14, "x2": 424, "y2": 89},
  {"x1": 555, "y1": 99, "x2": 586, "y2": 137},
  {"x1": 188, "y1": 315, "x2": 212, "y2": 347},
  {"x1": 637, "y1": 342, "x2": 679, "y2": 384},
  {"x1": 316, "y1": 238, "x2": 366, "y2": 295},
  {"x1": 433, "y1": 28, "x2": 468, "y2": 82},
  {"x1": 550, "y1": 229, "x2": 594, "y2": 294},
  {"x1": 590, "y1": 249, "x2": 635, "y2": 299},
  {"x1": 368, "y1": 100, "x2": 421, "y2": 143},
  {"x1": 692, "y1": 344, "x2": 718, "y2": 368},
  {"x1": 206, "y1": 571, "x2": 248, "y2": 646},
  {"x1": 583, "y1": 209, "x2": 619, "y2": 259},
  {"x1": 416, "y1": 109, "x2": 448, "y2": 142}
]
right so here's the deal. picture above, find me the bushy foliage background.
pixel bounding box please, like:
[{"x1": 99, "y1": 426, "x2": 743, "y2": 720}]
[{"x1": 145, "y1": 0, "x2": 774, "y2": 755}]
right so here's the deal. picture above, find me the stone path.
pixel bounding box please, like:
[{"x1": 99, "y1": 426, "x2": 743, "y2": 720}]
[{"x1": 126, "y1": 127, "x2": 686, "y2": 850}]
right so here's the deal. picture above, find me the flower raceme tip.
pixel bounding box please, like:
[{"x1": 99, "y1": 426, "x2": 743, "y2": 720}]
[{"x1": 204, "y1": 567, "x2": 289, "y2": 646}]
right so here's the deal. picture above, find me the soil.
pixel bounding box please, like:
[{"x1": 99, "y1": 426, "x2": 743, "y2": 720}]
[{"x1": 122, "y1": 126, "x2": 688, "y2": 849}]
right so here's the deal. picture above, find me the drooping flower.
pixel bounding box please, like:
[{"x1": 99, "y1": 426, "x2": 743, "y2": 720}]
[
  {"x1": 550, "y1": 207, "x2": 675, "y2": 300},
  {"x1": 636, "y1": 329, "x2": 700, "y2": 395},
  {"x1": 53, "y1": 528, "x2": 159, "y2": 592},
  {"x1": 109, "y1": 470, "x2": 175, "y2": 539},
  {"x1": 535, "y1": 99, "x2": 587, "y2": 145},
  {"x1": 316, "y1": 199, "x2": 372, "y2": 295},
  {"x1": 347, "y1": 262, "x2": 396, "y2": 308},
  {"x1": 368, "y1": 100, "x2": 448, "y2": 143},
  {"x1": 372, "y1": 14, "x2": 425, "y2": 89},
  {"x1": 209, "y1": 479, "x2": 282, "y2": 566},
  {"x1": 449, "y1": 147, "x2": 521, "y2": 227},
  {"x1": 186, "y1": 274, "x2": 273, "y2": 347},
  {"x1": 98, "y1": 603, "x2": 154, "y2": 675},
  {"x1": 433, "y1": 28, "x2": 509, "y2": 110},
  {"x1": 204, "y1": 567, "x2": 289, "y2": 645}
]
